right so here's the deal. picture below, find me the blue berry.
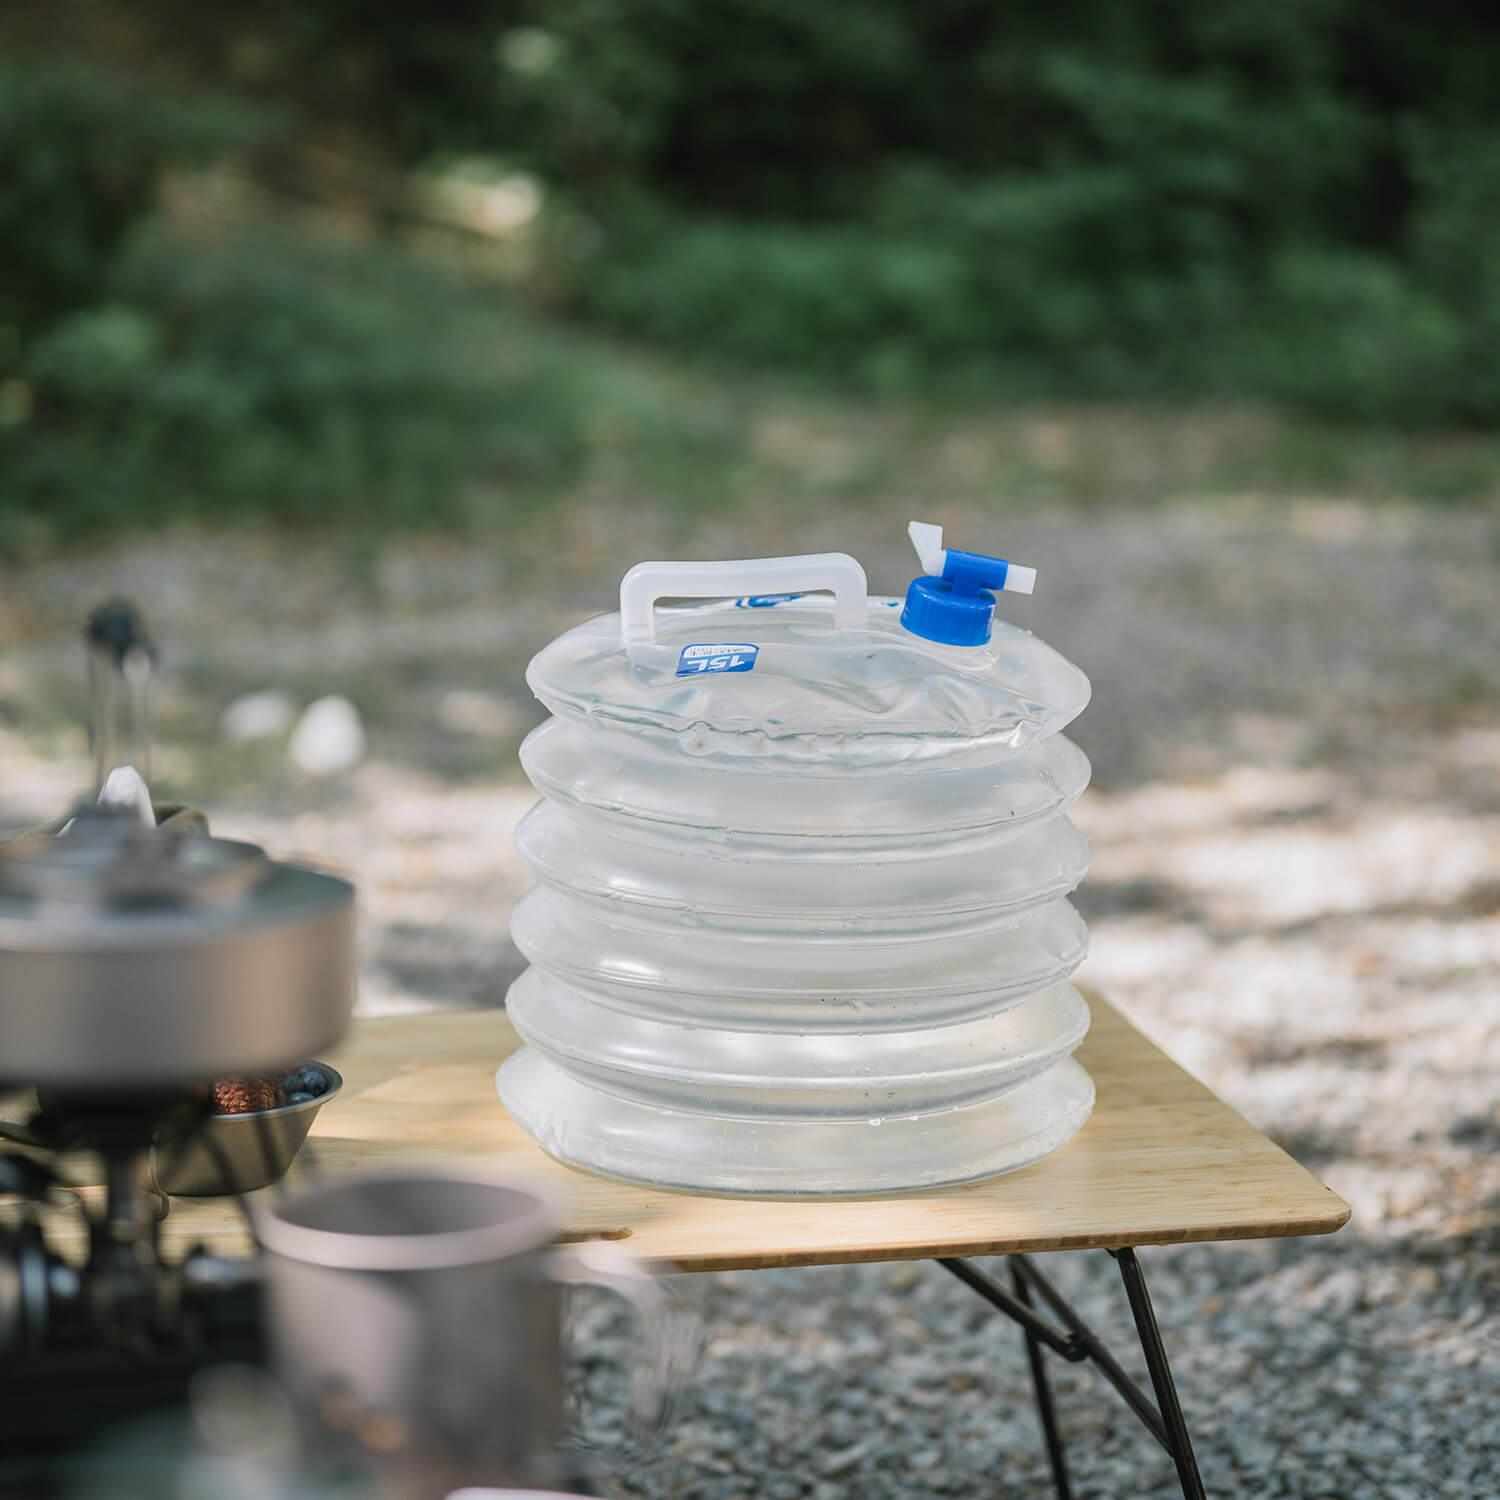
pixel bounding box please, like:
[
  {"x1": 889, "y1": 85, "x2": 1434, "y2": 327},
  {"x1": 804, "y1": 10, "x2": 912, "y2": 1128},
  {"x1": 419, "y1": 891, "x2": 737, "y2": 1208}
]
[{"x1": 287, "y1": 1090, "x2": 317, "y2": 1106}]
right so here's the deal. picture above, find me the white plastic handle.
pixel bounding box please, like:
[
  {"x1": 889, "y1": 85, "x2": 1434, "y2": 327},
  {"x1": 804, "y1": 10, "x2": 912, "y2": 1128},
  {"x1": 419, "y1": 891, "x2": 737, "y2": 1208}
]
[{"x1": 618, "y1": 553, "x2": 868, "y2": 645}]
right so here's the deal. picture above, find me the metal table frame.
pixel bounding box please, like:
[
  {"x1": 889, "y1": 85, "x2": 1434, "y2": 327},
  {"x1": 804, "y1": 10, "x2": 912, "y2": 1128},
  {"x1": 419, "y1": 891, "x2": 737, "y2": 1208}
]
[{"x1": 942, "y1": 1250, "x2": 1204, "y2": 1500}]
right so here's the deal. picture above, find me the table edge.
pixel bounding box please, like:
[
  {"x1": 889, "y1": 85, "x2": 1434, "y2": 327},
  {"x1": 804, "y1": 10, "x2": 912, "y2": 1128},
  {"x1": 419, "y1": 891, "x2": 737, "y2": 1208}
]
[{"x1": 638, "y1": 1201, "x2": 1353, "y2": 1273}]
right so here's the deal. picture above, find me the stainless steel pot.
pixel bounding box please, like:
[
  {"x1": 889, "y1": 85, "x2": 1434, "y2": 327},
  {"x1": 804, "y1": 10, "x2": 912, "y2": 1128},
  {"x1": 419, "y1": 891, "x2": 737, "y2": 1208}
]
[{"x1": 0, "y1": 809, "x2": 355, "y2": 1090}]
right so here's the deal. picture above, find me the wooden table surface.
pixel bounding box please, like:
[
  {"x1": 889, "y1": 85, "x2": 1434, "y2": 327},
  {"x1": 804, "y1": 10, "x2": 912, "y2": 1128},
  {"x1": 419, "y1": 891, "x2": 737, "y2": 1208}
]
[{"x1": 72, "y1": 995, "x2": 1350, "y2": 1272}]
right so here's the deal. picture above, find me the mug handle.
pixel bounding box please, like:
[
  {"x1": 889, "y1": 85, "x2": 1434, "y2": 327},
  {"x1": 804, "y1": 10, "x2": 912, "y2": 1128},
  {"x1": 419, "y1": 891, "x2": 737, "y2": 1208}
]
[{"x1": 548, "y1": 1241, "x2": 694, "y2": 1434}]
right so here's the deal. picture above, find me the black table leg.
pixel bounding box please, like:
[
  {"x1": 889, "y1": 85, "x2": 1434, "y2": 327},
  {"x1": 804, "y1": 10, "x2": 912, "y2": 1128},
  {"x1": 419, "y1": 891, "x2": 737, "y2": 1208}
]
[
  {"x1": 940, "y1": 1249, "x2": 1209, "y2": 1499},
  {"x1": 1011, "y1": 1260, "x2": 1073, "y2": 1500},
  {"x1": 1111, "y1": 1249, "x2": 1206, "y2": 1500}
]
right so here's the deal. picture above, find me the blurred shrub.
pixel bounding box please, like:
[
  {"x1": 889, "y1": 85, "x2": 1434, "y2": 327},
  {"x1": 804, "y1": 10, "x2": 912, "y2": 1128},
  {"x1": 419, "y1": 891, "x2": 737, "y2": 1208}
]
[
  {"x1": 505, "y1": 0, "x2": 1500, "y2": 425},
  {"x1": 0, "y1": 58, "x2": 590, "y2": 539},
  {"x1": 0, "y1": 61, "x2": 261, "y2": 341},
  {"x1": 582, "y1": 214, "x2": 969, "y2": 388},
  {"x1": 571, "y1": 166, "x2": 1500, "y2": 422},
  {"x1": 1241, "y1": 126, "x2": 1500, "y2": 425},
  {"x1": 1401, "y1": 126, "x2": 1500, "y2": 425},
  {"x1": 1246, "y1": 250, "x2": 1464, "y2": 424},
  {"x1": 6, "y1": 0, "x2": 1500, "y2": 549},
  {"x1": 5, "y1": 229, "x2": 590, "y2": 534}
]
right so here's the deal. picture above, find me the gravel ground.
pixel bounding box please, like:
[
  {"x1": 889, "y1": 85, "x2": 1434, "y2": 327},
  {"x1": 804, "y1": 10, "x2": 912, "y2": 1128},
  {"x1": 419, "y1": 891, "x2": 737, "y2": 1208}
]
[{"x1": 1, "y1": 498, "x2": 1497, "y2": 1497}]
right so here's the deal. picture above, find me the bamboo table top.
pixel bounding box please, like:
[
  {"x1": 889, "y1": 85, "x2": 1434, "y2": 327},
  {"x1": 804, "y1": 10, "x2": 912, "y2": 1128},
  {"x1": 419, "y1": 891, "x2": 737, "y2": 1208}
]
[{"x1": 126, "y1": 994, "x2": 1348, "y2": 1272}]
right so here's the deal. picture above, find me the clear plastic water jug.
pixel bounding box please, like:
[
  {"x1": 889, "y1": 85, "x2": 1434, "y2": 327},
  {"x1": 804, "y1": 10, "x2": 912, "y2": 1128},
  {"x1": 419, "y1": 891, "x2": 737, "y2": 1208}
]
[{"x1": 499, "y1": 524, "x2": 1094, "y2": 1195}]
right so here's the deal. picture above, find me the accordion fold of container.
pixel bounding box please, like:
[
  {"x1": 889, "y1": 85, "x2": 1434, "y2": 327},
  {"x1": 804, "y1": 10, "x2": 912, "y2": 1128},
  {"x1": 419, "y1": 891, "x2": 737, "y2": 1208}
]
[{"x1": 499, "y1": 524, "x2": 1095, "y2": 1196}]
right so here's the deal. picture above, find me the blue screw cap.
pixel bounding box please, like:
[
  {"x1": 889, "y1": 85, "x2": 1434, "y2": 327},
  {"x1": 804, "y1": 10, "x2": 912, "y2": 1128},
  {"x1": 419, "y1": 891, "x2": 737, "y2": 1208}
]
[{"x1": 899, "y1": 521, "x2": 1036, "y2": 647}]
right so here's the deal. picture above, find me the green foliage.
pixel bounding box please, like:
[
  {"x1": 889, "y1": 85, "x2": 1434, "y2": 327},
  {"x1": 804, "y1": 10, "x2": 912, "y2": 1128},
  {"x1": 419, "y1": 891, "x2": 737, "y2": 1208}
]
[
  {"x1": 0, "y1": 61, "x2": 264, "y2": 344},
  {"x1": 6, "y1": 1, "x2": 1500, "y2": 547},
  {"x1": 0, "y1": 57, "x2": 598, "y2": 538},
  {"x1": 1402, "y1": 127, "x2": 1500, "y2": 425},
  {"x1": 505, "y1": 0, "x2": 1500, "y2": 425},
  {"x1": 1241, "y1": 124, "x2": 1500, "y2": 426},
  {"x1": 124, "y1": 0, "x2": 526, "y2": 163},
  {"x1": 4, "y1": 229, "x2": 592, "y2": 534}
]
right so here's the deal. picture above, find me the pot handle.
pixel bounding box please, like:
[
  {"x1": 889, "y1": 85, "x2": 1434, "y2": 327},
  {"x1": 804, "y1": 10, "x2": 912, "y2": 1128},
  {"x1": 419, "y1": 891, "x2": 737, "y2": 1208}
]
[{"x1": 619, "y1": 553, "x2": 868, "y2": 645}]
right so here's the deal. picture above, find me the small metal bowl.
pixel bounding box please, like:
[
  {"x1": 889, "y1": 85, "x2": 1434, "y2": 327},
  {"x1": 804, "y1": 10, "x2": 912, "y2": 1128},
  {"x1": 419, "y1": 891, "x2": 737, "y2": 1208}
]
[{"x1": 153, "y1": 1062, "x2": 343, "y2": 1197}]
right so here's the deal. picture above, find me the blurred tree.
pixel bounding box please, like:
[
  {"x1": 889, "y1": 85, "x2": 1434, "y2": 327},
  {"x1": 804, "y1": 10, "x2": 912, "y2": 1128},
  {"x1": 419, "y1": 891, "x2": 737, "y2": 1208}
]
[
  {"x1": 491, "y1": 0, "x2": 1500, "y2": 416},
  {"x1": 4, "y1": 0, "x2": 1500, "y2": 544},
  {"x1": 0, "y1": 62, "x2": 260, "y2": 342},
  {"x1": 0, "y1": 42, "x2": 587, "y2": 538}
]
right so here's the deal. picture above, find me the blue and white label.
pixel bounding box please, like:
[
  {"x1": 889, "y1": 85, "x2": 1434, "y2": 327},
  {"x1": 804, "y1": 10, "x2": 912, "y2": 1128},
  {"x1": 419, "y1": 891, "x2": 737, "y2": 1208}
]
[
  {"x1": 676, "y1": 642, "x2": 759, "y2": 676},
  {"x1": 735, "y1": 592, "x2": 803, "y2": 609}
]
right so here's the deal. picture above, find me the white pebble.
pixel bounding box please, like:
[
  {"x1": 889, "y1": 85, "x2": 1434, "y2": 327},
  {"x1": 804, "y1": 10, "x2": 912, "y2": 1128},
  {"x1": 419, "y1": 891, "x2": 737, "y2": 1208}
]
[
  {"x1": 221, "y1": 690, "x2": 296, "y2": 743},
  {"x1": 288, "y1": 696, "x2": 366, "y2": 775}
]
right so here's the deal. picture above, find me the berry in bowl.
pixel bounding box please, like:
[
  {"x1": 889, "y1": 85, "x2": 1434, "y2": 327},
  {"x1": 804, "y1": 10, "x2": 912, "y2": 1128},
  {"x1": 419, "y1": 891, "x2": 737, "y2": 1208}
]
[{"x1": 154, "y1": 1061, "x2": 342, "y2": 1197}]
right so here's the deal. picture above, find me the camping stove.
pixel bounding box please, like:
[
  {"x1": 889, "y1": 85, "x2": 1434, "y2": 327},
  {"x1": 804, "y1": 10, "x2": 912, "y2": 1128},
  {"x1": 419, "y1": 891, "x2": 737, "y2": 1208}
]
[
  {"x1": 0, "y1": 604, "x2": 356, "y2": 1484},
  {"x1": 0, "y1": 801, "x2": 355, "y2": 1449}
]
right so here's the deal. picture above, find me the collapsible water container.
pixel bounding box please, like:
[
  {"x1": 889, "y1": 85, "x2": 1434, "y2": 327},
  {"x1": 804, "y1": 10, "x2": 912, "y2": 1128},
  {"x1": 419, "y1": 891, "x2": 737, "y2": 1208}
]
[{"x1": 499, "y1": 523, "x2": 1094, "y2": 1195}]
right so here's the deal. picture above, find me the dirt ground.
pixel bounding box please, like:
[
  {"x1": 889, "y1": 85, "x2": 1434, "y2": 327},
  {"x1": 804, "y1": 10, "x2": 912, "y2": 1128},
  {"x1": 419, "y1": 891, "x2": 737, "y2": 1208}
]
[{"x1": 2, "y1": 496, "x2": 1497, "y2": 1495}]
